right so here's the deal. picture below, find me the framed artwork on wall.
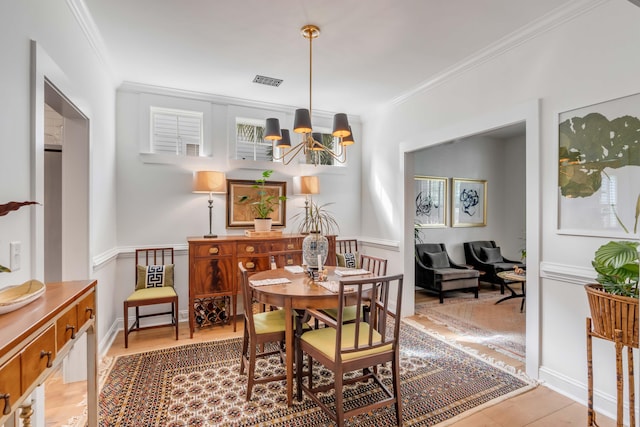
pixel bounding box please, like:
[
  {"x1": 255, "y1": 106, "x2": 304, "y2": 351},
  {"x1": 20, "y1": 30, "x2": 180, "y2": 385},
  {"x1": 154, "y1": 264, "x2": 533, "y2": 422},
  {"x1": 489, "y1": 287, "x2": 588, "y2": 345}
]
[
  {"x1": 414, "y1": 176, "x2": 448, "y2": 228},
  {"x1": 452, "y1": 178, "x2": 486, "y2": 227},
  {"x1": 557, "y1": 92, "x2": 640, "y2": 238},
  {"x1": 226, "y1": 179, "x2": 287, "y2": 228}
]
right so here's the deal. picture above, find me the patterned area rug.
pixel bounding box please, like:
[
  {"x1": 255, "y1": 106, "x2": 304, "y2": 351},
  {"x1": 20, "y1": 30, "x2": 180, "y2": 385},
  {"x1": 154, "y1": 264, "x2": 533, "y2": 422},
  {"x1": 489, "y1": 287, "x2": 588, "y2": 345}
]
[
  {"x1": 99, "y1": 320, "x2": 534, "y2": 426},
  {"x1": 414, "y1": 288, "x2": 526, "y2": 362}
]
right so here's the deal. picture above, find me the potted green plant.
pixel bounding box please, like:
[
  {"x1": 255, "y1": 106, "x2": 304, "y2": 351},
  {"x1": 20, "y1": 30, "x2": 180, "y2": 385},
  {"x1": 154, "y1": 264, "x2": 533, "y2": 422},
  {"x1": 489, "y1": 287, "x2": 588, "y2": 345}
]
[
  {"x1": 585, "y1": 240, "x2": 639, "y2": 347},
  {"x1": 238, "y1": 170, "x2": 286, "y2": 232}
]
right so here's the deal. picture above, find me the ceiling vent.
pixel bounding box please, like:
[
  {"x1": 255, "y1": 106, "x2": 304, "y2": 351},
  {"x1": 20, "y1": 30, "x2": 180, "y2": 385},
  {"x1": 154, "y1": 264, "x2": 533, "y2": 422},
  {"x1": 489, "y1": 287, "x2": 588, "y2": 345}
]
[{"x1": 253, "y1": 75, "x2": 283, "y2": 87}]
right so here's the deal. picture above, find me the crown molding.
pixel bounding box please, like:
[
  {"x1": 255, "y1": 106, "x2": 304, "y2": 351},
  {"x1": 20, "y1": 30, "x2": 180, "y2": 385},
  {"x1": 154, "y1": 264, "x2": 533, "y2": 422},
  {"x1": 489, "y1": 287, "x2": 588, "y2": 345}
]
[
  {"x1": 386, "y1": 0, "x2": 608, "y2": 109},
  {"x1": 66, "y1": 0, "x2": 118, "y2": 83}
]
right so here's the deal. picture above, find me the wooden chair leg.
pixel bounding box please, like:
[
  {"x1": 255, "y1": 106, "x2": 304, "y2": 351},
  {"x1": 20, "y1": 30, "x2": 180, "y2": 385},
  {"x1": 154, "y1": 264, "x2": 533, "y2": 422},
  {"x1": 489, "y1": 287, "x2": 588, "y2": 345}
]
[
  {"x1": 246, "y1": 344, "x2": 257, "y2": 400},
  {"x1": 124, "y1": 302, "x2": 129, "y2": 349},
  {"x1": 173, "y1": 299, "x2": 179, "y2": 340},
  {"x1": 334, "y1": 371, "x2": 344, "y2": 427},
  {"x1": 393, "y1": 352, "x2": 403, "y2": 426}
]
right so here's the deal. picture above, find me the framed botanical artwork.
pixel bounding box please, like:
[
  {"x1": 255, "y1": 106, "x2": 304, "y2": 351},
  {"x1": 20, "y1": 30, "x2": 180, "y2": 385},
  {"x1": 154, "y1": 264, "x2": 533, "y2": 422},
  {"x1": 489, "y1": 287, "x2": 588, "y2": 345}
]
[
  {"x1": 226, "y1": 179, "x2": 287, "y2": 228},
  {"x1": 558, "y1": 92, "x2": 640, "y2": 238},
  {"x1": 452, "y1": 178, "x2": 486, "y2": 227},
  {"x1": 414, "y1": 176, "x2": 447, "y2": 228}
]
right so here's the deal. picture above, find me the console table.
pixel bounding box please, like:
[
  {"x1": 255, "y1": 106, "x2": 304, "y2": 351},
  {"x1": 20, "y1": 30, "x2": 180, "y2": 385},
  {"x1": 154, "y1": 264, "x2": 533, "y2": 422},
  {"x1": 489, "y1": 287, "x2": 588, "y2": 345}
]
[
  {"x1": 0, "y1": 280, "x2": 97, "y2": 426},
  {"x1": 187, "y1": 234, "x2": 336, "y2": 337}
]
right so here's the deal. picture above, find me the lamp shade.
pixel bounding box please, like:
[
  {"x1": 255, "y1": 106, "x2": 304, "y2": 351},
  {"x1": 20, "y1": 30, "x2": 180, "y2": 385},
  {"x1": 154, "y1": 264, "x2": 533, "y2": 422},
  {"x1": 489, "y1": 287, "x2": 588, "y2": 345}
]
[
  {"x1": 276, "y1": 129, "x2": 291, "y2": 148},
  {"x1": 293, "y1": 176, "x2": 320, "y2": 195},
  {"x1": 264, "y1": 118, "x2": 282, "y2": 141},
  {"x1": 193, "y1": 171, "x2": 226, "y2": 194},
  {"x1": 331, "y1": 113, "x2": 351, "y2": 138},
  {"x1": 293, "y1": 108, "x2": 312, "y2": 133},
  {"x1": 341, "y1": 126, "x2": 355, "y2": 146}
]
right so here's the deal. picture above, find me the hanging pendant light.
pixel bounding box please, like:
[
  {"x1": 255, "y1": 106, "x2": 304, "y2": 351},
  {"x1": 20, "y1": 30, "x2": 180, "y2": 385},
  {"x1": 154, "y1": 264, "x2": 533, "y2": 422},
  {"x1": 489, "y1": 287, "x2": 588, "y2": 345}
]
[{"x1": 268, "y1": 24, "x2": 353, "y2": 166}]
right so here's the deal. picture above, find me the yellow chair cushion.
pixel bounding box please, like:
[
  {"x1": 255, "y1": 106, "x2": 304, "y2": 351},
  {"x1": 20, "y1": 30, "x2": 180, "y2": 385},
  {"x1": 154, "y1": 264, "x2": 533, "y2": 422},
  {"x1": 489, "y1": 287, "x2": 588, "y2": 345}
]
[
  {"x1": 323, "y1": 305, "x2": 361, "y2": 323},
  {"x1": 301, "y1": 323, "x2": 392, "y2": 361},
  {"x1": 252, "y1": 309, "x2": 287, "y2": 334},
  {"x1": 126, "y1": 286, "x2": 177, "y2": 302}
]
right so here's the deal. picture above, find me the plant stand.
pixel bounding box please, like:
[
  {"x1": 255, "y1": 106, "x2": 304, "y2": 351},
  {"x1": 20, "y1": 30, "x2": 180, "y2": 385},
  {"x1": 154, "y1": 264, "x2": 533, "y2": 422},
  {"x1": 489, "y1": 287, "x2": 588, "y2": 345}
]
[{"x1": 585, "y1": 284, "x2": 639, "y2": 427}]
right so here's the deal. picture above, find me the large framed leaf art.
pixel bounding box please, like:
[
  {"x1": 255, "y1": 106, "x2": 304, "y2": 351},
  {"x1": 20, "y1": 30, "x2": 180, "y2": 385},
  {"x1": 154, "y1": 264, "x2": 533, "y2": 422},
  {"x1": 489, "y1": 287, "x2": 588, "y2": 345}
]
[
  {"x1": 415, "y1": 176, "x2": 447, "y2": 228},
  {"x1": 558, "y1": 93, "x2": 640, "y2": 238}
]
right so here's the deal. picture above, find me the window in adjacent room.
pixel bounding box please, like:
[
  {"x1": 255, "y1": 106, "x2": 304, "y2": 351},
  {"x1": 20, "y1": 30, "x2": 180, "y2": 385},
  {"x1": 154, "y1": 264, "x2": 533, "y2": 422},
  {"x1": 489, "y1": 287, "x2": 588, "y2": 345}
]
[
  {"x1": 150, "y1": 107, "x2": 203, "y2": 156},
  {"x1": 235, "y1": 118, "x2": 272, "y2": 161}
]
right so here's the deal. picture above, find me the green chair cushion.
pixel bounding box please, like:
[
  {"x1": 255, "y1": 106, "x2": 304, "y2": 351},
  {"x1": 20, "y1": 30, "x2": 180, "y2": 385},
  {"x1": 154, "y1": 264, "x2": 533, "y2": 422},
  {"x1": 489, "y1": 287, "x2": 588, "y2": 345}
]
[
  {"x1": 322, "y1": 305, "x2": 361, "y2": 323},
  {"x1": 252, "y1": 309, "x2": 287, "y2": 334},
  {"x1": 126, "y1": 286, "x2": 177, "y2": 302},
  {"x1": 301, "y1": 323, "x2": 391, "y2": 361}
]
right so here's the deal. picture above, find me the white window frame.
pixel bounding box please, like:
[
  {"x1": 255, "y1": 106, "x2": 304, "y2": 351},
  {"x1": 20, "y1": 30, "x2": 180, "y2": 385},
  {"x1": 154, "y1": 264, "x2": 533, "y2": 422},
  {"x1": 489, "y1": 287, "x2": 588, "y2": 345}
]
[
  {"x1": 150, "y1": 107, "x2": 203, "y2": 157},
  {"x1": 235, "y1": 117, "x2": 272, "y2": 162}
]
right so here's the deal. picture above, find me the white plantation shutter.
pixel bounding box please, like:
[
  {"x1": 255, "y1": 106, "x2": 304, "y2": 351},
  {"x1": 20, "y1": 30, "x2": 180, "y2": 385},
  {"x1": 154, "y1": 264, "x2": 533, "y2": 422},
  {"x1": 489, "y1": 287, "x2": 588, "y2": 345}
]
[{"x1": 151, "y1": 107, "x2": 203, "y2": 156}]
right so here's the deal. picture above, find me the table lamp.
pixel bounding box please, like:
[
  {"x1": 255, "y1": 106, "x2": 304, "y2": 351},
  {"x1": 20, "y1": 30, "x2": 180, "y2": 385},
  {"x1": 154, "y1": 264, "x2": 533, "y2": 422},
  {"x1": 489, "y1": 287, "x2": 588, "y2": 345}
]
[
  {"x1": 293, "y1": 176, "x2": 320, "y2": 219},
  {"x1": 193, "y1": 171, "x2": 226, "y2": 238}
]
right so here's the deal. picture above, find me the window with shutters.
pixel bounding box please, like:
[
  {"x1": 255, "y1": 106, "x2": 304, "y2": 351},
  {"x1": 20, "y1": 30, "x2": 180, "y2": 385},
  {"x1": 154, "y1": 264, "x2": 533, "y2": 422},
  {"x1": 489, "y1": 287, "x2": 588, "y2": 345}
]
[
  {"x1": 150, "y1": 107, "x2": 203, "y2": 156},
  {"x1": 235, "y1": 118, "x2": 272, "y2": 161}
]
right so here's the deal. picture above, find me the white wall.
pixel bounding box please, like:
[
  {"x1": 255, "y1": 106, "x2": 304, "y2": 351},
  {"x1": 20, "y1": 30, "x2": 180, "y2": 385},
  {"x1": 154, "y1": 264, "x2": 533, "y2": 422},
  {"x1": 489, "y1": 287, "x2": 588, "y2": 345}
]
[
  {"x1": 362, "y1": 0, "x2": 640, "y2": 422},
  {"x1": 413, "y1": 134, "x2": 526, "y2": 263},
  {"x1": 0, "y1": 0, "x2": 118, "y2": 347}
]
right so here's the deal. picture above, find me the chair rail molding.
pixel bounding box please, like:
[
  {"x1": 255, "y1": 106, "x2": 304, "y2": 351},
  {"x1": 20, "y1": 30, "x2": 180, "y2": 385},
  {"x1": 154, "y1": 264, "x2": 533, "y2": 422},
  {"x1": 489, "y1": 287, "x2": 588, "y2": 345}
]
[{"x1": 539, "y1": 261, "x2": 595, "y2": 285}]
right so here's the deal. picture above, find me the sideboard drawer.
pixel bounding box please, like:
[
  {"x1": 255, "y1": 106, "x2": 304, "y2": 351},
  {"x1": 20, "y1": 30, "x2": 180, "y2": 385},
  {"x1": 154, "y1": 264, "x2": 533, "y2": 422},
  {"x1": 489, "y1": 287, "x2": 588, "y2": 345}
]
[
  {"x1": 0, "y1": 353, "x2": 21, "y2": 416},
  {"x1": 237, "y1": 242, "x2": 269, "y2": 255},
  {"x1": 56, "y1": 306, "x2": 78, "y2": 351},
  {"x1": 269, "y1": 239, "x2": 302, "y2": 252},
  {"x1": 192, "y1": 242, "x2": 234, "y2": 257},
  {"x1": 21, "y1": 326, "x2": 55, "y2": 393},
  {"x1": 237, "y1": 256, "x2": 270, "y2": 272},
  {"x1": 77, "y1": 291, "x2": 96, "y2": 329}
]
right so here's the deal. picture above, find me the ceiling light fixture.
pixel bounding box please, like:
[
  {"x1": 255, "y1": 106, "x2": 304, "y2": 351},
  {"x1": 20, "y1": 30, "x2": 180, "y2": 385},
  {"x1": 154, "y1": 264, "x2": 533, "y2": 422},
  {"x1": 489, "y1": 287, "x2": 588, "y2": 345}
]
[{"x1": 265, "y1": 25, "x2": 353, "y2": 166}]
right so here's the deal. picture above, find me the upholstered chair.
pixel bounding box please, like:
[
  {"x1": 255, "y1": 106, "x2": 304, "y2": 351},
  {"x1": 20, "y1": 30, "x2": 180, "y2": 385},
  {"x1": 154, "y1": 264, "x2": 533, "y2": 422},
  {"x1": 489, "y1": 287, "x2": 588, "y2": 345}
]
[{"x1": 415, "y1": 243, "x2": 479, "y2": 303}]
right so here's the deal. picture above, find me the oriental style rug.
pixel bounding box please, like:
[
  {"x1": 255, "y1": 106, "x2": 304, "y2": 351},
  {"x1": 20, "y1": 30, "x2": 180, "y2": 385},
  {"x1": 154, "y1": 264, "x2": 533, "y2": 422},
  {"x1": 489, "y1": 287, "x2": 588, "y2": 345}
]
[
  {"x1": 414, "y1": 287, "x2": 526, "y2": 362},
  {"x1": 99, "y1": 320, "x2": 534, "y2": 426}
]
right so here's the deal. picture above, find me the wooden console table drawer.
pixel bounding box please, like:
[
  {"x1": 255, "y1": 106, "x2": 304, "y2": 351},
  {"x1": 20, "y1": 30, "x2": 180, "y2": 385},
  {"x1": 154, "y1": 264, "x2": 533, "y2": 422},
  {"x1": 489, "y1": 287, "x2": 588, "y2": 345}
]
[
  {"x1": 77, "y1": 290, "x2": 96, "y2": 328},
  {"x1": 0, "y1": 280, "x2": 98, "y2": 426},
  {"x1": 22, "y1": 326, "x2": 55, "y2": 393},
  {"x1": 0, "y1": 353, "x2": 21, "y2": 415},
  {"x1": 56, "y1": 304, "x2": 78, "y2": 350}
]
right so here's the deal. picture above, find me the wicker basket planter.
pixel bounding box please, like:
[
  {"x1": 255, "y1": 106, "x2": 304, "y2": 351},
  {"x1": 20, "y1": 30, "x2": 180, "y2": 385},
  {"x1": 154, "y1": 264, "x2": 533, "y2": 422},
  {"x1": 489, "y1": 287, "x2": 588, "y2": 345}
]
[{"x1": 584, "y1": 283, "x2": 639, "y2": 348}]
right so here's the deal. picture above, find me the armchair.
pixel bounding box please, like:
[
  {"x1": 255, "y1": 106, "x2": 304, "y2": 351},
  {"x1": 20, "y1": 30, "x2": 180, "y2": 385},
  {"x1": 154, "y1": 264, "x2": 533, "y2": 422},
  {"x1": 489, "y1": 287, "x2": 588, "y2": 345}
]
[
  {"x1": 463, "y1": 240, "x2": 525, "y2": 294},
  {"x1": 415, "y1": 243, "x2": 479, "y2": 303}
]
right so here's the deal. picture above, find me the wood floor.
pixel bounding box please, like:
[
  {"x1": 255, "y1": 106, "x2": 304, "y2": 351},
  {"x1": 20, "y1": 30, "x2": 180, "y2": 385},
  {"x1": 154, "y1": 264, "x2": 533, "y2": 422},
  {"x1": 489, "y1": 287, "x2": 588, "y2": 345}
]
[{"x1": 45, "y1": 285, "x2": 616, "y2": 426}]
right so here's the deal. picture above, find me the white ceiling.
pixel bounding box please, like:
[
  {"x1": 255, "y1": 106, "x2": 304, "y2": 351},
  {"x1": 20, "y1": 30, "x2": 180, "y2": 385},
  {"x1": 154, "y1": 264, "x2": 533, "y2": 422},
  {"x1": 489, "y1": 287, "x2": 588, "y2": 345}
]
[{"x1": 84, "y1": 0, "x2": 575, "y2": 117}]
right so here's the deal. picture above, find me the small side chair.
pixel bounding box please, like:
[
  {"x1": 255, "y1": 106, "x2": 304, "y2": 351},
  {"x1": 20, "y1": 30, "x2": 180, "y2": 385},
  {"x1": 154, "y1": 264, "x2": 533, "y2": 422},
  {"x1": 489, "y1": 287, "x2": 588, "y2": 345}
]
[
  {"x1": 238, "y1": 262, "x2": 287, "y2": 400},
  {"x1": 124, "y1": 247, "x2": 179, "y2": 348}
]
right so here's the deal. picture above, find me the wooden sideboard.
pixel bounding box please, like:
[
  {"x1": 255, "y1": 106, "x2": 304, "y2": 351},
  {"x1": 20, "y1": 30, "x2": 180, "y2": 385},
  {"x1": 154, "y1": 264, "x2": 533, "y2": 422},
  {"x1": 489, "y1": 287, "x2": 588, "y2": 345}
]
[
  {"x1": 187, "y1": 234, "x2": 336, "y2": 337},
  {"x1": 0, "y1": 280, "x2": 97, "y2": 426}
]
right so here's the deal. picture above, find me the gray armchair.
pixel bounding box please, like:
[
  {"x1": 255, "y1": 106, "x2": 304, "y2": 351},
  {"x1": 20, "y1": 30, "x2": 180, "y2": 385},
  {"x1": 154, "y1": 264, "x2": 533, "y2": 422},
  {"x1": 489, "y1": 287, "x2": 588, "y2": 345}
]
[
  {"x1": 415, "y1": 243, "x2": 479, "y2": 303},
  {"x1": 463, "y1": 240, "x2": 525, "y2": 294}
]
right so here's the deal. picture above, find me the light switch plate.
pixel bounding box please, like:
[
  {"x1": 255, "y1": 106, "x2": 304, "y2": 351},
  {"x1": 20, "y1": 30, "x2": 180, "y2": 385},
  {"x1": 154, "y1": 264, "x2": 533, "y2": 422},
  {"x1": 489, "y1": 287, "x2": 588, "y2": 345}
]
[{"x1": 10, "y1": 241, "x2": 20, "y2": 271}]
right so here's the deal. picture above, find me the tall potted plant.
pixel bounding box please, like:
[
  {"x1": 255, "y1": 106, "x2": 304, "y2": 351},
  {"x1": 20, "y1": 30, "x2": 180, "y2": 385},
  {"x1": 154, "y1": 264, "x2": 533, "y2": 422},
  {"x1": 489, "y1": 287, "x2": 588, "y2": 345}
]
[
  {"x1": 239, "y1": 170, "x2": 286, "y2": 232},
  {"x1": 585, "y1": 240, "x2": 638, "y2": 426},
  {"x1": 293, "y1": 202, "x2": 339, "y2": 270}
]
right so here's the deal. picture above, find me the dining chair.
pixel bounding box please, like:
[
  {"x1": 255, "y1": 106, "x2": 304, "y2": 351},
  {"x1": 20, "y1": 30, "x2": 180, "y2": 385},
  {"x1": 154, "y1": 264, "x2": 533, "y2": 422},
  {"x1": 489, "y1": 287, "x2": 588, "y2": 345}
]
[
  {"x1": 238, "y1": 262, "x2": 287, "y2": 400},
  {"x1": 124, "y1": 248, "x2": 179, "y2": 348},
  {"x1": 336, "y1": 239, "x2": 359, "y2": 267},
  {"x1": 295, "y1": 274, "x2": 404, "y2": 426},
  {"x1": 323, "y1": 254, "x2": 388, "y2": 324}
]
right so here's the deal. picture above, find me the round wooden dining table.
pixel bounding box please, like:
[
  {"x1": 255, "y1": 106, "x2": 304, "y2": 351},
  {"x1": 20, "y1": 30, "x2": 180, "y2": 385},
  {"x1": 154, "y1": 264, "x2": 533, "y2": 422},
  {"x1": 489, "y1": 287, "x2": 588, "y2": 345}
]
[{"x1": 248, "y1": 266, "x2": 371, "y2": 406}]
